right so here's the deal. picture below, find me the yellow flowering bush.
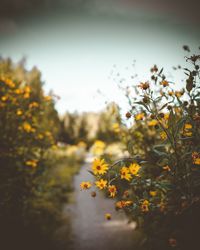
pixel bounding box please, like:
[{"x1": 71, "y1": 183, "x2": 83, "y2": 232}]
[
  {"x1": 0, "y1": 58, "x2": 62, "y2": 247},
  {"x1": 82, "y1": 49, "x2": 200, "y2": 250}
]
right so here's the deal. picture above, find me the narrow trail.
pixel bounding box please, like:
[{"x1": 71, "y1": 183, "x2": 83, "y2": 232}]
[{"x1": 59, "y1": 157, "x2": 139, "y2": 250}]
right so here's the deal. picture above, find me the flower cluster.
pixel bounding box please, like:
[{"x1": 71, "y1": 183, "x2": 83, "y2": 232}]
[
  {"x1": 81, "y1": 48, "x2": 200, "y2": 249},
  {"x1": 0, "y1": 74, "x2": 57, "y2": 168}
]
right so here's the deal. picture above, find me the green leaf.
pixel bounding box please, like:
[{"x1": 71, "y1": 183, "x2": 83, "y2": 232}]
[
  {"x1": 158, "y1": 68, "x2": 163, "y2": 76},
  {"x1": 174, "y1": 117, "x2": 187, "y2": 138},
  {"x1": 168, "y1": 109, "x2": 176, "y2": 133},
  {"x1": 127, "y1": 141, "x2": 134, "y2": 155},
  {"x1": 134, "y1": 101, "x2": 150, "y2": 112},
  {"x1": 87, "y1": 170, "x2": 95, "y2": 176}
]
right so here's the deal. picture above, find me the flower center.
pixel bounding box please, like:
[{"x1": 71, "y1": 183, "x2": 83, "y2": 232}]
[{"x1": 96, "y1": 165, "x2": 101, "y2": 170}]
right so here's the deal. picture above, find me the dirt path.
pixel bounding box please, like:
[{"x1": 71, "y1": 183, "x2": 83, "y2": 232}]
[{"x1": 61, "y1": 158, "x2": 139, "y2": 250}]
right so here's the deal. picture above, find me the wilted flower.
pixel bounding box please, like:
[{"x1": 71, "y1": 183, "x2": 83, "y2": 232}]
[
  {"x1": 138, "y1": 82, "x2": 149, "y2": 90},
  {"x1": 160, "y1": 80, "x2": 169, "y2": 87},
  {"x1": 105, "y1": 213, "x2": 111, "y2": 220}
]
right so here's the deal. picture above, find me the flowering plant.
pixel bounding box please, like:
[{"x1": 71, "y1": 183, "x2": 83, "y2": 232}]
[
  {"x1": 0, "y1": 59, "x2": 60, "y2": 242},
  {"x1": 81, "y1": 48, "x2": 200, "y2": 250}
]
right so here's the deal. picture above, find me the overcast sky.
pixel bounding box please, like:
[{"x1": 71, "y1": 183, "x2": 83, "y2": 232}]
[{"x1": 0, "y1": 0, "x2": 199, "y2": 113}]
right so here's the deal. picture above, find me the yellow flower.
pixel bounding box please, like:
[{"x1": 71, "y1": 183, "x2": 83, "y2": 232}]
[
  {"x1": 95, "y1": 179, "x2": 107, "y2": 190},
  {"x1": 91, "y1": 140, "x2": 106, "y2": 155},
  {"x1": 192, "y1": 152, "x2": 200, "y2": 165},
  {"x1": 108, "y1": 185, "x2": 117, "y2": 198},
  {"x1": 92, "y1": 158, "x2": 108, "y2": 175},
  {"x1": 80, "y1": 181, "x2": 92, "y2": 190},
  {"x1": 29, "y1": 102, "x2": 39, "y2": 108},
  {"x1": 129, "y1": 163, "x2": 141, "y2": 176},
  {"x1": 135, "y1": 113, "x2": 145, "y2": 121},
  {"x1": 25, "y1": 160, "x2": 38, "y2": 168},
  {"x1": 194, "y1": 158, "x2": 200, "y2": 165},
  {"x1": 22, "y1": 86, "x2": 31, "y2": 98},
  {"x1": 2, "y1": 78, "x2": 15, "y2": 88},
  {"x1": 164, "y1": 113, "x2": 170, "y2": 120},
  {"x1": 51, "y1": 145, "x2": 58, "y2": 150},
  {"x1": 182, "y1": 123, "x2": 192, "y2": 137},
  {"x1": 45, "y1": 131, "x2": 52, "y2": 137},
  {"x1": 15, "y1": 89, "x2": 22, "y2": 94},
  {"x1": 22, "y1": 122, "x2": 32, "y2": 133},
  {"x1": 105, "y1": 213, "x2": 111, "y2": 220},
  {"x1": 31, "y1": 128, "x2": 36, "y2": 133},
  {"x1": 37, "y1": 134, "x2": 44, "y2": 139},
  {"x1": 124, "y1": 200, "x2": 133, "y2": 206},
  {"x1": 112, "y1": 123, "x2": 120, "y2": 133},
  {"x1": 1, "y1": 96, "x2": 8, "y2": 102},
  {"x1": 185, "y1": 123, "x2": 192, "y2": 129},
  {"x1": 115, "y1": 201, "x2": 125, "y2": 209},
  {"x1": 16, "y1": 109, "x2": 23, "y2": 116},
  {"x1": 24, "y1": 86, "x2": 31, "y2": 93},
  {"x1": 115, "y1": 200, "x2": 133, "y2": 209},
  {"x1": 44, "y1": 95, "x2": 52, "y2": 101},
  {"x1": 77, "y1": 141, "x2": 87, "y2": 148},
  {"x1": 120, "y1": 166, "x2": 132, "y2": 181},
  {"x1": 24, "y1": 93, "x2": 30, "y2": 99},
  {"x1": 93, "y1": 140, "x2": 106, "y2": 148},
  {"x1": 141, "y1": 200, "x2": 149, "y2": 212},
  {"x1": 148, "y1": 119, "x2": 158, "y2": 127},
  {"x1": 160, "y1": 131, "x2": 167, "y2": 140},
  {"x1": 150, "y1": 191, "x2": 157, "y2": 197}
]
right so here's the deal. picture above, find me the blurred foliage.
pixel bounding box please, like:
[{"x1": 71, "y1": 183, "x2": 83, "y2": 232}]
[
  {"x1": 59, "y1": 102, "x2": 122, "y2": 146},
  {"x1": 0, "y1": 57, "x2": 85, "y2": 249}
]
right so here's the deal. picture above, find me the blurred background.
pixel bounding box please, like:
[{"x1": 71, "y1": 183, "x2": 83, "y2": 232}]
[
  {"x1": 0, "y1": 1, "x2": 200, "y2": 250},
  {"x1": 0, "y1": 0, "x2": 200, "y2": 113}
]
